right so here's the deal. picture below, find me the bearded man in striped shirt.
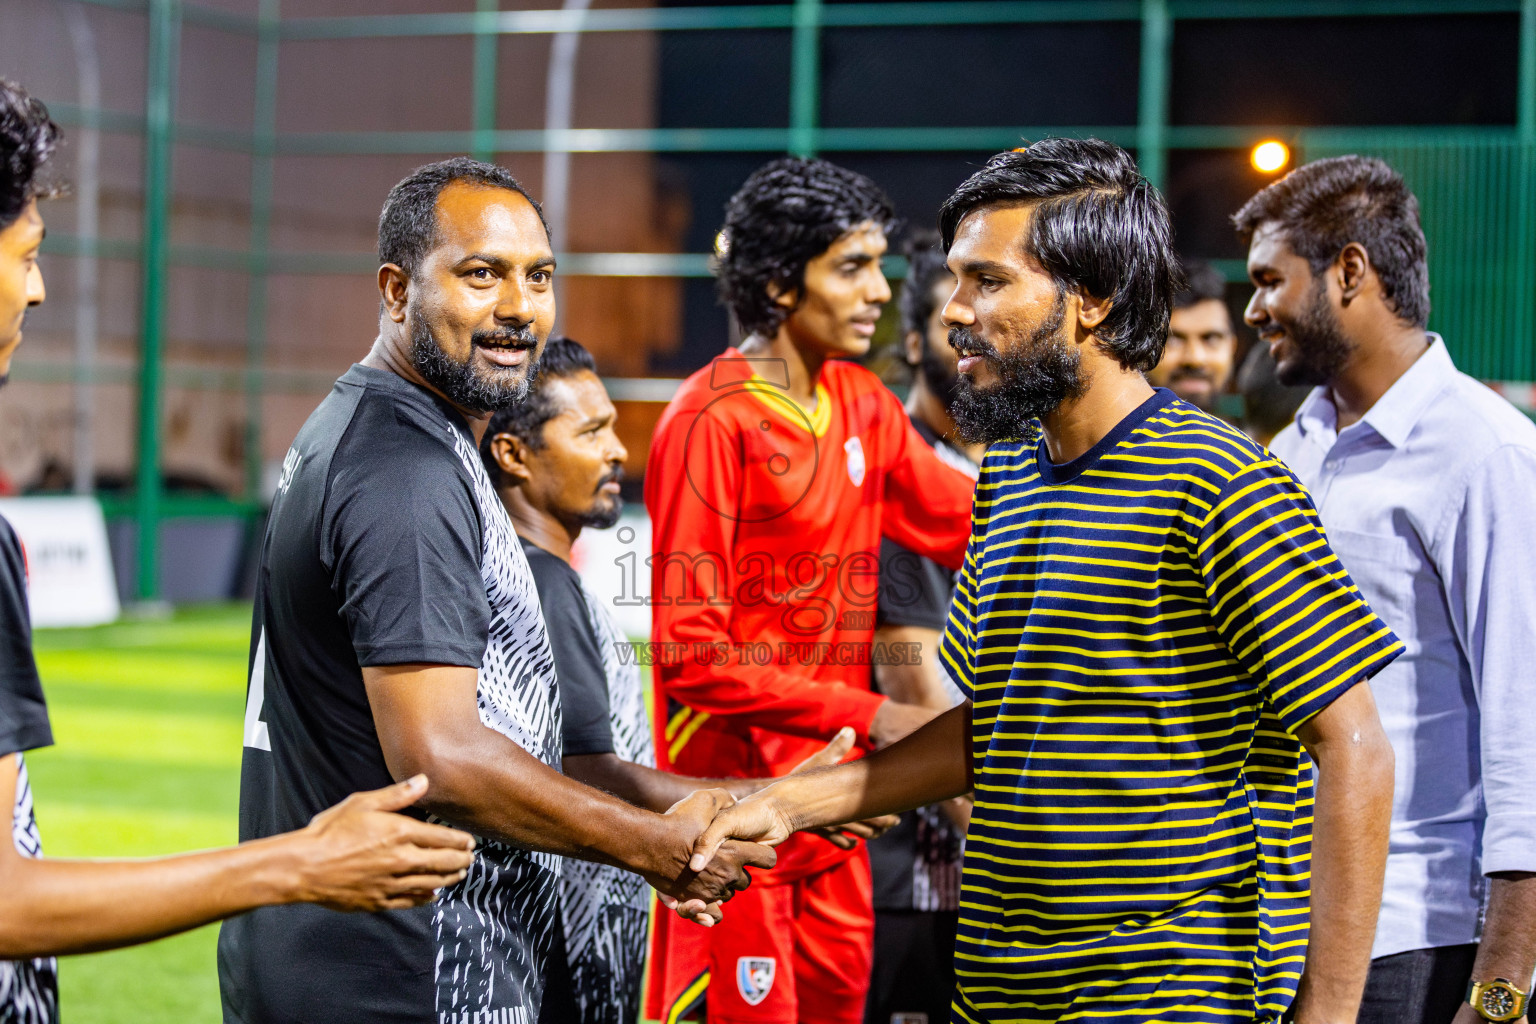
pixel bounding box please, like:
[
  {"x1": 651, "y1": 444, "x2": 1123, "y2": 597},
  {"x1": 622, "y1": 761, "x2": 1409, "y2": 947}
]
[{"x1": 686, "y1": 138, "x2": 1402, "y2": 1024}]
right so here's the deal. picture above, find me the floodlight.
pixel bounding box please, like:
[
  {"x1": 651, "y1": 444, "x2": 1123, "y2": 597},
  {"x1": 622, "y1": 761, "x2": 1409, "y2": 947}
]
[{"x1": 1251, "y1": 140, "x2": 1290, "y2": 174}]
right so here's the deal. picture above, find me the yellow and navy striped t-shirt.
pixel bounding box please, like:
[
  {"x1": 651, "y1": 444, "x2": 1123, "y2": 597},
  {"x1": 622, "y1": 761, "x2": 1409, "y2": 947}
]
[{"x1": 937, "y1": 390, "x2": 1401, "y2": 1024}]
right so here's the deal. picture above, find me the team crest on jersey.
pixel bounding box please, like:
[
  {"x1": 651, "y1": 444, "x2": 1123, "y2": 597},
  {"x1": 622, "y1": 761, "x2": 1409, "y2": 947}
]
[
  {"x1": 736, "y1": 957, "x2": 776, "y2": 1006},
  {"x1": 844, "y1": 436, "x2": 866, "y2": 486}
]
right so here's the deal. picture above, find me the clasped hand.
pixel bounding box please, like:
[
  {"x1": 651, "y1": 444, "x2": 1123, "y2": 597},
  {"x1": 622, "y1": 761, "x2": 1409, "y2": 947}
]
[
  {"x1": 655, "y1": 789, "x2": 795, "y2": 926},
  {"x1": 652, "y1": 728, "x2": 896, "y2": 926},
  {"x1": 647, "y1": 788, "x2": 777, "y2": 926}
]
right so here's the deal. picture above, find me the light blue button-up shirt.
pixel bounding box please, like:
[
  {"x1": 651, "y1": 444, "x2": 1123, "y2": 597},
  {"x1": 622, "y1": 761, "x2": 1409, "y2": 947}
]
[{"x1": 1271, "y1": 336, "x2": 1536, "y2": 959}]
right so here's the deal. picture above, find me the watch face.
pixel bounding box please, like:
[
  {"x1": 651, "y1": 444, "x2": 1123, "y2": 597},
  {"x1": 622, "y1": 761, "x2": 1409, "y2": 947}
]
[{"x1": 1483, "y1": 984, "x2": 1517, "y2": 1017}]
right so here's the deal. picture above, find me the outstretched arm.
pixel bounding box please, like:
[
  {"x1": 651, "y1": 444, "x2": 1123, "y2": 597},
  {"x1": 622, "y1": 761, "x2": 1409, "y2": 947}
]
[
  {"x1": 364, "y1": 663, "x2": 775, "y2": 908},
  {"x1": 687, "y1": 702, "x2": 972, "y2": 872},
  {"x1": 0, "y1": 758, "x2": 475, "y2": 959},
  {"x1": 1291, "y1": 682, "x2": 1394, "y2": 1024},
  {"x1": 562, "y1": 752, "x2": 757, "y2": 809}
]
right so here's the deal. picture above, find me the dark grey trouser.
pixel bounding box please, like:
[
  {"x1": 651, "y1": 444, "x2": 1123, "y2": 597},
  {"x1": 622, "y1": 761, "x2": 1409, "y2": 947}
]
[{"x1": 1356, "y1": 943, "x2": 1477, "y2": 1024}]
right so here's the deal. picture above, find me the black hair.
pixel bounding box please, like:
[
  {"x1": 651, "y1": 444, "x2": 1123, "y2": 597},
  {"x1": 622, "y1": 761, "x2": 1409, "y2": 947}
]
[
  {"x1": 938, "y1": 138, "x2": 1179, "y2": 374},
  {"x1": 1, "y1": 79, "x2": 62, "y2": 231},
  {"x1": 1232, "y1": 155, "x2": 1429, "y2": 328},
  {"x1": 715, "y1": 157, "x2": 897, "y2": 338},
  {"x1": 1174, "y1": 258, "x2": 1227, "y2": 310},
  {"x1": 479, "y1": 337, "x2": 598, "y2": 483},
  {"x1": 378, "y1": 157, "x2": 548, "y2": 280},
  {"x1": 898, "y1": 230, "x2": 952, "y2": 340}
]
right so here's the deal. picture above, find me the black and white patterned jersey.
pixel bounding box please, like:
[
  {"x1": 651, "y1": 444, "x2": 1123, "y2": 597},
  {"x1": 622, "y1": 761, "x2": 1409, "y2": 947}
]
[
  {"x1": 522, "y1": 540, "x2": 653, "y2": 1024},
  {"x1": 219, "y1": 364, "x2": 562, "y2": 1024},
  {"x1": 0, "y1": 515, "x2": 58, "y2": 1024}
]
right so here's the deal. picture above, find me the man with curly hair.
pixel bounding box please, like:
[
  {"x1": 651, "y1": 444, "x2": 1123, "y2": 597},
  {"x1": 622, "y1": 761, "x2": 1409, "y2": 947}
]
[{"x1": 643, "y1": 158, "x2": 976, "y2": 1024}]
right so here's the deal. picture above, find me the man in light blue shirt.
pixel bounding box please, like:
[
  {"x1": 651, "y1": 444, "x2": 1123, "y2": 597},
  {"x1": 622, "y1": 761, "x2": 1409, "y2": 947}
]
[{"x1": 1236, "y1": 155, "x2": 1536, "y2": 1024}]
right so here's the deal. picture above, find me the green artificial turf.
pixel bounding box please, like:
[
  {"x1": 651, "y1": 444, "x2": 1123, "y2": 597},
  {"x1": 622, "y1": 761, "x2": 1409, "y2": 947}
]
[{"x1": 26, "y1": 603, "x2": 251, "y2": 1024}]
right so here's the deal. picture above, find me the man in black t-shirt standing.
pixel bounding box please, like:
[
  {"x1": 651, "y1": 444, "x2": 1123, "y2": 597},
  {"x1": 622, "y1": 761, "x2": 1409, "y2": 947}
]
[
  {"x1": 0, "y1": 79, "x2": 481, "y2": 1024},
  {"x1": 480, "y1": 338, "x2": 888, "y2": 1024},
  {"x1": 219, "y1": 161, "x2": 772, "y2": 1024},
  {"x1": 482, "y1": 338, "x2": 654, "y2": 1024},
  {"x1": 865, "y1": 234, "x2": 979, "y2": 1024}
]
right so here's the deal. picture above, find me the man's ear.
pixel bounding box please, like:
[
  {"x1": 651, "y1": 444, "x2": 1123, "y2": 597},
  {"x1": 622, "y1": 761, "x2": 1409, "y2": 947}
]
[
  {"x1": 766, "y1": 279, "x2": 799, "y2": 311},
  {"x1": 902, "y1": 330, "x2": 923, "y2": 367},
  {"x1": 490, "y1": 432, "x2": 534, "y2": 485},
  {"x1": 1336, "y1": 242, "x2": 1369, "y2": 304},
  {"x1": 1076, "y1": 289, "x2": 1113, "y2": 334},
  {"x1": 379, "y1": 264, "x2": 410, "y2": 323}
]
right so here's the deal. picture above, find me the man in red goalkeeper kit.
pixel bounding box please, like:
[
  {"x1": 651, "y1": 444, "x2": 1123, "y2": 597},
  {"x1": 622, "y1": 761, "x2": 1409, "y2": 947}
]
[{"x1": 645, "y1": 158, "x2": 976, "y2": 1024}]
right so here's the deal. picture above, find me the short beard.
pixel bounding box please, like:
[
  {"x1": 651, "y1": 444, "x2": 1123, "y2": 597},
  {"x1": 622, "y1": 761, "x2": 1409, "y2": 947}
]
[
  {"x1": 950, "y1": 291, "x2": 1082, "y2": 446},
  {"x1": 1275, "y1": 278, "x2": 1354, "y2": 388},
  {"x1": 577, "y1": 496, "x2": 624, "y2": 530},
  {"x1": 576, "y1": 466, "x2": 626, "y2": 530},
  {"x1": 411, "y1": 317, "x2": 537, "y2": 414}
]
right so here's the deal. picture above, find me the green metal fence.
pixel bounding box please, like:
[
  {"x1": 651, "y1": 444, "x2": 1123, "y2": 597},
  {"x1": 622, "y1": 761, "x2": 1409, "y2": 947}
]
[{"x1": 35, "y1": 0, "x2": 1536, "y2": 600}]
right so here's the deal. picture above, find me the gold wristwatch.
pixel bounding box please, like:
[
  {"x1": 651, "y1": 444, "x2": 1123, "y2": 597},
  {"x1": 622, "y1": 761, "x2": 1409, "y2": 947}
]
[{"x1": 1467, "y1": 978, "x2": 1530, "y2": 1022}]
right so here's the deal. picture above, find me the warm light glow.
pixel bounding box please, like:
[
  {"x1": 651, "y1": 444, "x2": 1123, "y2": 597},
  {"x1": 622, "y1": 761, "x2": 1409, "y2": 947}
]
[{"x1": 1251, "y1": 140, "x2": 1290, "y2": 174}]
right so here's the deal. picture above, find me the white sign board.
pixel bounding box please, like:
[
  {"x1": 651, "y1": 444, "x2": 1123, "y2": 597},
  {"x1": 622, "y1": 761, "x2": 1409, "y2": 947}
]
[
  {"x1": 570, "y1": 508, "x2": 652, "y2": 641},
  {"x1": 0, "y1": 497, "x2": 120, "y2": 628}
]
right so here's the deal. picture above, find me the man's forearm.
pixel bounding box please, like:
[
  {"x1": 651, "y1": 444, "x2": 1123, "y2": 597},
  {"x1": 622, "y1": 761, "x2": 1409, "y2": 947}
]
[
  {"x1": 563, "y1": 753, "x2": 761, "y2": 812},
  {"x1": 761, "y1": 702, "x2": 971, "y2": 831},
  {"x1": 365, "y1": 664, "x2": 774, "y2": 905},
  {"x1": 407, "y1": 728, "x2": 681, "y2": 875},
  {"x1": 1294, "y1": 715, "x2": 1395, "y2": 1023},
  {"x1": 0, "y1": 834, "x2": 313, "y2": 958},
  {"x1": 367, "y1": 665, "x2": 686, "y2": 879},
  {"x1": 685, "y1": 703, "x2": 971, "y2": 872},
  {"x1": 1470, "y1": 873, "x2": 1536, "y2": 989}
]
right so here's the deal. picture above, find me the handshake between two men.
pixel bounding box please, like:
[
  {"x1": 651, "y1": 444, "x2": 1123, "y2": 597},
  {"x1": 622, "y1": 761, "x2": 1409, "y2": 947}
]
[{"x1": 655, "y1": 707, "x2": 968, "y2": 924}]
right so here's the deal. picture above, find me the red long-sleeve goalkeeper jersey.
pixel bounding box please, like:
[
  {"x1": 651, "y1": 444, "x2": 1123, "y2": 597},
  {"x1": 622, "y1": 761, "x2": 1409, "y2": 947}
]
[{"x1": 646, "y1": 350, "x2": 973, "y2": 796}]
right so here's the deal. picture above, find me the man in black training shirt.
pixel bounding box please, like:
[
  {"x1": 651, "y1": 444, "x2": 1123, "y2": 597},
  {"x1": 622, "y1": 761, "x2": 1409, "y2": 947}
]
[
  {"x1": 0, "y1": 79, "x2": 479, "y2": 1024},
  {"x1": 483, "y1": 337, "x2": 653, "y2": 1024},
  {"x1": 481, "y1": 338, "x2": 887, "y2": 1024},
  {"x1": 219, "y1": 161, "x2": 772, "y2": 1024},
  {"x1": 865, "y1": 234, "x2": 979, "y2": 1024}
]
